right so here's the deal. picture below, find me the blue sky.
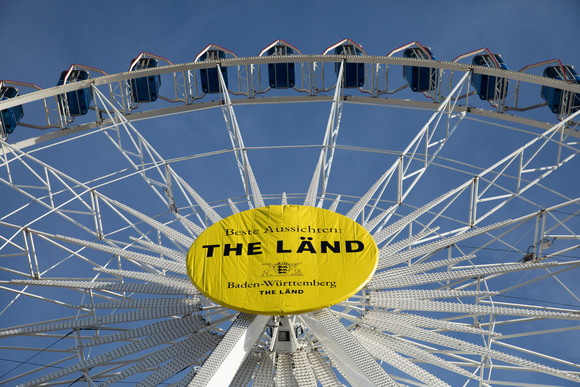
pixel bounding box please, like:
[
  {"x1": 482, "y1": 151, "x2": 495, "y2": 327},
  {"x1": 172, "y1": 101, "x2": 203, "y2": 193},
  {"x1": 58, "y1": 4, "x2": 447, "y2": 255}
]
[
  {"x1": 1, "y1": 1, "x2": 580, "y2": 385},
  {"x1": 1, "y1": 0, "x2": 579, "y2": 87}
]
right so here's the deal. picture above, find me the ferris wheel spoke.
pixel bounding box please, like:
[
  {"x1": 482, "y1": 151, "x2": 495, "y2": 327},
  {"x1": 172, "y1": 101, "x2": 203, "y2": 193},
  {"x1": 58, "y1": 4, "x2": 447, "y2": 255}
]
[
  {"x1": 367, "y1": 293, "x2": 580, "y2": 319},
  {"x1": 0, "y1": 283, "x2": 80, "y2": 313},
  {"x1": 102, "y1": 331, "x2": 220, "y2": 386},
  {"x1": 0, "y1": 297, "x2": 200, "y2": 339},
  {"x1": 377, "y1": 198, "x2": 580, "y2": 277},
  {"x1": 92, "y1": 86, "x2": 221, "y2": 231},
  {"x1": 362, "y1": 110, "x2": 579, "y2": 263},
  {"x1": 230, "y1": 351, "x2": 261, "y2": 386},
  {"x1": 252, "y1": 351, "x2": 276, "y2": 386},
  {"x1": 8, "y1": 276, "x2": 193, "y2": 296},
  {"x1": 353, "y1": 326, "x2": 476, "y2": 380},
  {"x1": 375, "y1": 220, "x2": 508, "y2": 270},
  {"x1": 275, "y1": 353, "x2": 297, "y2": 386},
  {"x1": 50, "y1": 234, "x2": 186, "y2": 274},
  {"x1": 351, "y1": 329, "x2": 450, "y2": 386},
  {"x1": 370, "y1": 259, "x2": 580, "y2": 290},
  {"x1": 375, "y1": 254, "x2": 475, "y2": 278},
  {"x1": 360, "y1": 312, "x2": 580, "y2": 383},
  {"x1": 376, "y1": 226, "x2": 438, "y2": 260},
  {"x1": 327, "y1": 194, "x2": 341, "y2": 212},
  {"x1": 129, "y1": 236, "x2": 186, "y2": 262},
  {"x1": 0, "y1": 353, "x2": 80, "y2": 387},
  {"x1": 300, "y1": 308, "x2": 399, "y2": 386},
  {"x1": 92, "y1": 87, "x2": 178, "y2": 212},
  {"x1": 305, "y1": 61, "x2": 345, "y2": 207},
  {"x1": 69, "y1": 314, "x2": 208, "y2": 351},
  {"x1": 368, "y1": 186, "x2": 469, "y2": 245},
  {"x1": 490, "y1": 339, "x2": 580, "y2": 371},
  {"x1": 0, "y1": 140, "x2": 200, "y2": 288},
  {"x1": 16, "y1": 313, "x2": 205, "y2": 387},
  {"x1": 465, "y1": 109, "x2": 580, "y2": 227},
  {"x1": 94, "y1": 267, "x2": 196, "y2": 292},
  {"x1": 103, "y1": 198, "x2": 194, "y2": 248},
  {"x1": 217, "y1": 65, "x2": 265, "y2": 209},
  {"x1": 347, "y1": 71, "x2": 471, "y2": 224},
  {"x1": 306, "y1": 349, "x2": 342, "y2": 386},
  {"x1": 360, "y1": 309, "x2": 500, "y2": 336},
  {"x1": 188, "y1": 313, "x2": 270, "y2": 386},
  {"x1": 0, "y1": 141, "x2": 104, "y2": 237},
  {"x1": 291, "y1": 350, "x2": 318, "y2": 386},
  {"x1": 227, "y1": 197, "x2": 241, "y2": 214}
]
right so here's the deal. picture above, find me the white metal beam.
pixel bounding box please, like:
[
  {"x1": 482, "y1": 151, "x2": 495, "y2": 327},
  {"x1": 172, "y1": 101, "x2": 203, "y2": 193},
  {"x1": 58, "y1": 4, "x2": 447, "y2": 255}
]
[
  {"x1": 188, "y1": 313, "x2": 270, "y2": 386},
  {"x1": 300, "y1": 308, "x2": 399, "y2": 386},
  {"x1": 217, "y1": 65, "x2": 265, "y2": 209},
  {"x1": 305, "y1": 60, "x2": 345, "y2": 207},
  {"x1": 346, "y1": 71, "x2": 470, "y2": 223}
]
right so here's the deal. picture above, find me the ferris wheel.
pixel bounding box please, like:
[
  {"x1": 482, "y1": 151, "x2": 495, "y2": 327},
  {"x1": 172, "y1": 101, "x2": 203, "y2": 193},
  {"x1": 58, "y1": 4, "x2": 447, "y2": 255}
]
[{"x1": 1, "y1": 38, "x2": 580, "y2": 386}]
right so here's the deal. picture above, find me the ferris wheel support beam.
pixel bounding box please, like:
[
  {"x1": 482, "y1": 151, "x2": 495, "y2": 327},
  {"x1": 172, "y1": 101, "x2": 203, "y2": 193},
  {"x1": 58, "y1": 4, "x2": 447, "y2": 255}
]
[
  {"x1": 0, "y1": 141, "x2": 105, "y2": 240},
  {"x1": 466, "y1": 108, "x2": 580, "y2": 227},
  {"x1": 362, "y1": 312, "x2": 580, "y2": 383},
  {"x1": 301, "y1": 308, "x2": 400, "y2": 386},
  {"x1": 304, "y1": 59, "x2": 346, "y2": 207},
  {"x1": 346, "y1": 71, "x2": 471, "y2": 225},
  {"x1": 92, "y1": 87, "x2": 179, "y2": 212},
  {"x1": 352, "y1": 328, "x2": 450, "y2": 386},
  {"x1": 362, "y1": 99, "x2": 579, "y2": 244},
  {"x1": 92, "y1": 86, "x2": 222, "y2": 231},
  {"x1": 0, "y1": 141, "x2": 203, "y2": 281},
  {"x1": 305, "y1": 60, "x2": 345, "y2": 208},
  {"x1": 188, "y1": 313, "x2": 270, "y2": 386},
  {"x1": 217, "y1": 65, "x2": 265, "y2": 209}
]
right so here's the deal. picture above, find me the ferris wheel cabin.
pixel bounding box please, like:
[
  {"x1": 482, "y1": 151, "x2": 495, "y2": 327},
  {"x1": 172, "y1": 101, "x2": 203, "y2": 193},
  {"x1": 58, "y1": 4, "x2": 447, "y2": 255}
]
[
  {"x1": 57, "y1": 69, "x2": 93, "y2": 116},
  {"x1": 402, "y1": 46, "x2": 439, "y2": 92},
  {"x1": 0, "y1": 85, "x2": 24, "y2": 136},
  {"x1": 196, "y1": 48, "x2": 229, "y2": 94},
  {"x1": 129, "y1": 57, "x2": 161, "y2": 103},
  {"x1": 541, "y1": 64, "x2": 580, "y2": 114},
  {"x1": 471, "y1": 53, "x2": 509, "y2": 100},
  {"x1": 261, "y1": 43, "x2": 297, "y2": 89},
  {"x1": 330, "y1": 41, "x2": 365, "y2": 88}
]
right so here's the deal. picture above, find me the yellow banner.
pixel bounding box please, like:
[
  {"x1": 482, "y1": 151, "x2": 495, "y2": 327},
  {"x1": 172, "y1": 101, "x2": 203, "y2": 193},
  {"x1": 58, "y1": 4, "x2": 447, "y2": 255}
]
[{"x1": 186, "y1": 205, "x2": 378, "y2": 315}]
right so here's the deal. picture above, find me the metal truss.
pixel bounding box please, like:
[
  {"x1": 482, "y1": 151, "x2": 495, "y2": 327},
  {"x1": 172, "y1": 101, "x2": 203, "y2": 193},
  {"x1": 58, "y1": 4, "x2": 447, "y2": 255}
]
[
  {"x1": 217, "y1": 64, "x2": 264, "y2": 209},
  {"x1": 305, "y1": 60, "x2": 345, "y2": 207},
  {"x1": 346, "y1": 71, "x2": 471, "y2": 225},
  {"x1": 3, "y1": 55, "x2": 579, "y2": 149}
]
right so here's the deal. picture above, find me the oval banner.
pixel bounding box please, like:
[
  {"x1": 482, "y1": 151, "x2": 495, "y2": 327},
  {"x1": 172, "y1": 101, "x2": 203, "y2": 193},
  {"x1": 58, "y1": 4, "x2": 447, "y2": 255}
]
[{"x1": 186, "y1": 205, "x2": 378, "y2": 315}]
